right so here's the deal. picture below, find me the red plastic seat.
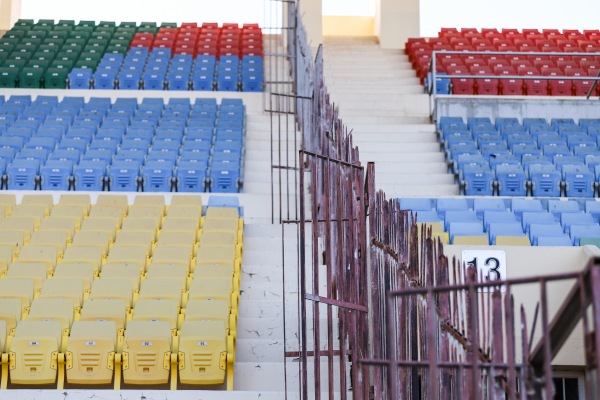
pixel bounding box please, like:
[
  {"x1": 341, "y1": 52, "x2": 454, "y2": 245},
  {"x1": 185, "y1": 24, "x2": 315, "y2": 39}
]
[
  {"x1": 556, "y1": 60, "x2": 579, "y2": 72},
  {"x1": 533, "y1": 58, "x2": 554, "y2": 71},
  {"x1": 523, "y1": 28, "x2": 541, "y2": 36},
  {"x1": 566, "y1": 68, "x2": 594, "y2": 96},
  {"x1": 447, "y1": 65, "x2": 475, "y2": 95},
  {"x1": 439, "y1": 27, "x2": 460, "y2": 37},
  {"x1": 519, "y1": 66, "x2": 548, "y2": 96},
  {"x1": 495, "y1": 66, "x2": 524, "y2": 95},
  {"x1": 542, "y1": 67, "x2": 572, "y2": 96},
  {"x1": 472, "y1": 66, "x2": 499, "y2": 95}
]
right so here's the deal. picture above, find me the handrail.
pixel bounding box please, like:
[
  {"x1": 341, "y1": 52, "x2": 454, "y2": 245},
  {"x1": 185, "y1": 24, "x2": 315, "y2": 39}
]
[{"x1": 426, "y1": 50, "x2": 600, "y2": 119}]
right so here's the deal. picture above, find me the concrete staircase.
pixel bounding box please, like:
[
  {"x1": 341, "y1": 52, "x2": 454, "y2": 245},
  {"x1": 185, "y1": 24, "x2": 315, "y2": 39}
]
[{"x1": 322, "y1": 36, "x2": 459, "y2": 198}]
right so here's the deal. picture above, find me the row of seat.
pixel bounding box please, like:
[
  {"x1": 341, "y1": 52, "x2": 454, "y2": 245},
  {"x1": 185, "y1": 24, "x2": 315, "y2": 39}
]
[
  {"x1": 440, "y1": 116, "x2": 600, "y2": 197},
  {"x1": 0, "y1": 193, "x2": 242, "y2": 389},
  {"x1": 0, "y1": 20, "x2": 263, "y2": 92},
  {"x1": 399, "y1": 196, "x2": 600, "y2": 246},
  {"x1": 0, "y1": 95, "x2": 245, "y2": 192},
  {"x1": 67, "y1": 50, "x2": 262, "y2": 92}
]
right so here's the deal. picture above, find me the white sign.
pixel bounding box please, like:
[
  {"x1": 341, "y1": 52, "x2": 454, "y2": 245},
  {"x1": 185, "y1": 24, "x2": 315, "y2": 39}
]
[{"x1": 461, "y1": 250, "x2": 507, "y2": 291}]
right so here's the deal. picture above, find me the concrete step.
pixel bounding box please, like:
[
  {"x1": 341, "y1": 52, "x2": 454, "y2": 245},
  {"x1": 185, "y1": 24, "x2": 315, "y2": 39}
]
[{"x1": 0, "y1": 389, "x2": 299, "y2": 400}]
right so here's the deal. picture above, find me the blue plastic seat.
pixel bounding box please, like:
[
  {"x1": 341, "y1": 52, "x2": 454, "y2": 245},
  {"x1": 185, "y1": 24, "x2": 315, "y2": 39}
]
[
  {"x1": 207, "y1": 195, "x2": 240, "y2": 209},
  {"x1": 209, "y1": 160, "x2": 241, "y2": 193},
  {"x1": 6, "y1": 158, "x2": 40, "y2": 189},
  {"x1": 436, "y1": 198, "x2": 470, "y2": 218},
  {"x1": 448, "y1": 221, "x2": 486, "y2": 244},
  {"x1": 495, "y1": 164, "x2": 527, "y2": 196},
  {"x1": 483, "y1": 210, "x2": 518, "y2": 232},
  {"x1": 585, "y1": 201, "x2": 600, "y2": 223},
  {"x1": 217, "y1": 72, "x2": 239, "y2": 91},
  {"x1": 241, "y1": 71, "x2": 262, "y2": 92},
  {"x1": 444, "y1": 210, "x2": 480, "y2": 232},
  {"x1": 40, "y1": 159, "x2": 73, "y2": 190},
  {"x1": 73, "y1": 160, "x2": 107, "y2": 191},
  {"x1": 488, "y1": 221, "x2": 526, "y2": 245},
  {"x1": 117, "y1": 70, "x2": 141, "y2": 90},
  {"x1": 141, "y1": 159, "x2": 174, "y2": 191},
  {"x1": 92, "y1": 69, "x2": 117, "y2": 89},
  {"x1": 511, "y1": 198, "x2": 544, "y2": 219},
  {"x1": 175, "y1": 159, "x2": 209, "y2": 192},
  {"x1": 562, "y1": 164, "x2": 595, "y2": 197},
  {"x1": 166, "y1": 70, "x2": 190, "y2": 90},
  {"x1": 521, "y1": 211, "x2": 556, "y2": 232},
  {"x1": 108, "y1": 160, "x2": 141, "y2": 191},
  {"x1": 49, "y1": 148, "x2": 81, "y2": 165},
  {"x1": 68, "y1": 68, "x2": 92, "y2": 89},
  {"x1": 528, "y1": 164, "x2": 562, "y2": 197},
  {"x1": 570, "y1": 224, "x2": 600, "y2": 245},
  {"x1": 142, "y1": 71, "x2": 166, "y2": 90},
  {"x1": 412, "y1": 210, "x2": 443, "y2": 224},
  {"x1": 473, "y1": 198, "x2": 508, "y2": 219},
  {"x1": 537, "y1": 236, "x2": 573, "y2": 246},
  {"x1": 460, "y1": 164, "x2": 494, "y2": 195},
  {"x1": 560, "y1": 212, "x2": 596, "y2": 235},
  {"x1": 529, "y1": 223, "x2": 567, "y2": 245}
]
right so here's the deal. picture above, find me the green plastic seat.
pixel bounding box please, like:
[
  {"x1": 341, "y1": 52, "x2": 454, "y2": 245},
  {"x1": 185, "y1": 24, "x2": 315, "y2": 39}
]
[
  {"x1": 160, "y1": 22, "x2": 178, "y2": 28},
  {"x1": 26, "y1": 58, "x2": 51, "y2": 70},
  {"x1": 77, "y1": 20, "x2": 96, "y2": 28},
  {"x1": 46, "y1": 30, "x2": 69, "y2": 41},
  {"x1": 14, "y1": 19, "x2": 34, "y2": 28},
  {"x1": 35, "y1": 19, "x2": 55, "y2": 28},
  {"x1": 3, "y1": 58, "x2": 27, "y2": 70},
  {"x1": 57, "y1": 20, "x2": 75, "y2": 27},
  {"x1": 19, "y1": 66, "x2": 44, "y2": 88},
  {"x1": 98, "y1": 21, "x2": 117, "y2": 28},
  {"x1": 44, "y1": 67, "x2": 69, "y2": 89},
  {"x1": 579, "y1": 237, "x2": 600, "y2": 249},
  {"x1": 119, "y1": 22, "x2": 138, "y2": 29},
  {"x1": 0, "y1": 66, "x2": 20, "y2": 88}
]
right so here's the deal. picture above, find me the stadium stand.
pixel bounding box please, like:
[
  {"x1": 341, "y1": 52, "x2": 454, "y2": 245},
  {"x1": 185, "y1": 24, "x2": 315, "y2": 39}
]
[
  {"x1": 0, "y1": 20, "x2": 263, "y2": 92},
  {"x1": 0, "y1": 95, "x2": 245, "y2": 193},
  {"x1": 0, "y1": 193, "x2": 241, "y2": 390}
]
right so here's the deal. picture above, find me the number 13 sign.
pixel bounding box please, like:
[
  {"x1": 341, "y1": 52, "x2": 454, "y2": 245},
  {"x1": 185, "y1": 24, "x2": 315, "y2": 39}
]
[{"x1": 461, "y1": 250, "x2": 507, "y2": 291}]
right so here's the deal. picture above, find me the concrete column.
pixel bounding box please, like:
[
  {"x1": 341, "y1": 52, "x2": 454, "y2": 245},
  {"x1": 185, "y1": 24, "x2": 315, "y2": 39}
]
[
  {"x1": 298, "y1": 0, "x2": 323, "y2": 51},
  {"x1": 0, "y1": 0, "x2": 21, "y2": 31},
  {"x1": 375, "y1": 0, "x2": 419, "y2": 50}
]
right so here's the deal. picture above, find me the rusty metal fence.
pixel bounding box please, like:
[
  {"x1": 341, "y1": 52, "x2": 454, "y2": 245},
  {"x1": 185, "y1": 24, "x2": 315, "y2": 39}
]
[{"x1": 273, "y1": 3, "x2": 600, "y2": 399}]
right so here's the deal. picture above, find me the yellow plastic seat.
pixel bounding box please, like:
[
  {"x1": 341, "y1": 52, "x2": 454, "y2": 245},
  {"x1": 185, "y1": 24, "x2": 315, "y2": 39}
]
[
  {"x1": 95, "y1": 195, "x2": 129, "y2": 217},
  {"x1": 88, "y1": 206, "x2": 124, "y2": 227},
  {"x1": 169, "y1": 195, "x2": 203, "y2": 208},
  {"x1": 195, "y1": 246, "x2": 241, "y2": 276},
  {"x1": 80, "y1": 217, "x2": 119, "y2": 242},
  {"x1": 62, "y1": 245, "x2": 104, "y2": 273},
  {"x1": 138, "y1": 278, "x2": 185, "y2": 307},
  {"x1": 199, "y1": 231, "x2": 240, "y2": 250},
  {"x1": 151, "y1": 245, "x2": 193, "y2": 272},
  {"x1": 15, "y1": 245, "x2": 59, "y2": 274},
  {"x1": 71, "y1": 230, "x2": 112, "y2": 257},
  {"x1": 0, "y1": 230, "x2": 27, "y2": 257},
  {"x1": 39, "y1": 217, "x2": 77, "y2": 242},
  {"x1": 100, "y1": 263, "x2": 141, "y2": 289},
  {"x1": 38, "y1": 278, "x2": 85, "y2": 309},
  {"x1": 121, "y1": 218, "x2": 159, "y2": 241},
  {"x1": 161, "y1": 217, "x2": 200, "y2": 236},
  {"x1": 49, "y1": 204, "x2": 87, "y2": 227},
  {"x1": 10, "y1": 205, "x2": 47, "y2": 229},
  {"x1": 26, "y1": 298, "x2": 74, "y2": 337},
  {"x1": 0, "y1": 278, "x2": 35, "y2": 312},
  {"x1": 201, "y1": 219, "x2": 242, "y2": 243},
  {"x1": 205, "y1": 207, "x2": 239, "y2": 220},
  {"x1": 133, "y1": 195, "x2": 166, "y2": 208},
  {"x1": 495, "y1": 236, "x2": 532, "y2": 246},
  {"x1": 0, "y1": 320, "x2": 5, "y2": 352},
  {"x1": 184, "y1": 299, "x2": 232, "y2": 335},
  {"x1": 9, "y1": 320, "x2": 62, "y2": 385},
  {"x1": 5, "y1": 262, "x2": 47, "y2": 292},
  {"x1": 0, "y1": 193, "x2": 16, "y2": 216},
  {"x1": 0, "y1": 298, "x2": 23, "y2": 337},
  {"x1": 194, "y1": 265, "x2": 238, "y2": 293},
  {"x1": 113, "y1": 231, "x2": 155, "y2": 257},
  {"x1": 156, "y1": 231, "x2": 196, "y2": 255},
  {"x1": 178, "y1": 320, "x2": 228, "y2": 385},
  {"x1": 53, "y1": 262, "x2": 95, "y2": 292},
  {"x1": 29, "y1": 230, "x2": 69, "y2": 258},
  {"x1": 106, "y1": 245, "x2": 149, "y2": 273},
  {"x1": 79, "y1": 299, "x2": 127, "y2": 332},
  {"x1": 0, "y1": 245, "x2": 16, "y2": 275},
  {"x1": 127, "y1": 206, "x2": 164, "y2": 226},
  {"x1": 188, "y1": 277, "x2": 238, "y2": 312},
  {"x1": 165, "y1": 207, "x2": 202, "y2": 227},
  {"x1": 65, "y1": 320, "x2": 117, "y2": 385},
  {"x1": 122, "y1": 320, "x2": 172, "y2": 385},
  {"x1": 58, "y1": 194, "x2": 91, "y2": 214},
  {"x1": 132, "y1": 299, "x2": 180, "y2": 331},
  {"x1": 89, "y1": 278, "x2": 135, "y2": 309},
  {"x1": 452, "y1": 235, "x2": 490, "y2": 245},
  {"x1": 146, "y1": 263, "x2": 189, "y2": 289},
  {"x1": 0, "y1": 217, "x2": 36, "y2": 242},
  {"x1": 20, "y1": 194, "x2": 54, "y2": 216}
]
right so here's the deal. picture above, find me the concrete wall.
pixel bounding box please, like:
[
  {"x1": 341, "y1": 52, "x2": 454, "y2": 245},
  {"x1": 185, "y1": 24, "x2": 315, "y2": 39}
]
[
  {"x1": 375, "y1": 0, "x2": 419, "y2": 49},
  {"x1": 0, "y1": 0, "x2": 21, "y2": 31},
  {"x1": 322, "y1": 16, "x2": 374, "y2": 37},
  {"x1": 443, "y1": 244, "x2": 600, "y2": 366}
]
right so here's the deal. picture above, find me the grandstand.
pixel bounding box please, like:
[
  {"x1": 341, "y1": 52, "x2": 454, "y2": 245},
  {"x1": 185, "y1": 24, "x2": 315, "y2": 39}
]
[{"x1": 0, "y1": 0, "x2": 599, "y2": 399}]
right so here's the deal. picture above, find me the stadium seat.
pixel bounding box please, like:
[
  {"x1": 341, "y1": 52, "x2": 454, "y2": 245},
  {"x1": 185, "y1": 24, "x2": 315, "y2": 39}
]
[{"x1": 178, "y1": 320, "x2": 229, "y2": 385}]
